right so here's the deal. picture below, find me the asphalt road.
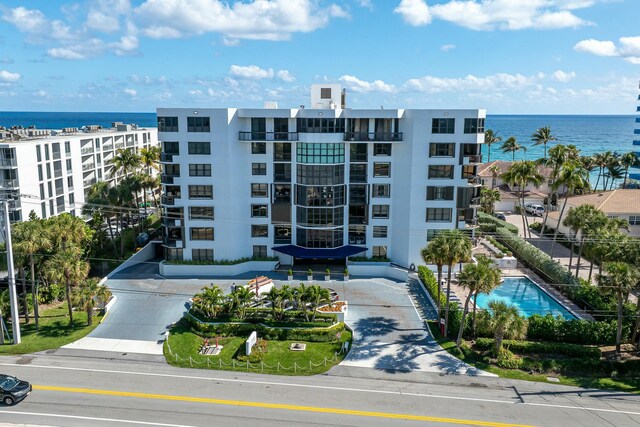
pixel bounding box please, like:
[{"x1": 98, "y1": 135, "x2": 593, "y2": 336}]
[{"x1": 0, "y1": 353, "x2": 638, "y2": 427}]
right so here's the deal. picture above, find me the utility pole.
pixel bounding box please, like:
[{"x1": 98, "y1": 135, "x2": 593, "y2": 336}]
[{"x1": 2, "y1": 199, "x2": 21, "y2": 344}]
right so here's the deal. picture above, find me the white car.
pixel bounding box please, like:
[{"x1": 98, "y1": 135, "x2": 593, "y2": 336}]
[{"x1": 524, "y1": 203, "x2": 545, "y2": 216}]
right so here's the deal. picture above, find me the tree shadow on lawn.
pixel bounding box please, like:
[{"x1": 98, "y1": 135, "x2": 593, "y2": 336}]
[{"x1": 32, "y1": 319, "x2": 89, "y2": 338}]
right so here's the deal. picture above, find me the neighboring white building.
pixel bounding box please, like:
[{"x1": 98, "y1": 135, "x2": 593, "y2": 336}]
[
  {"x1": 630, "y1": 80, "x2": 640, "y2": 181},
  {"x1": 158, "y1": 85, "x2": 485, "y2": 269},
  {"x1": 0, "y1": 123, "x2": 157, "y2": 222}
]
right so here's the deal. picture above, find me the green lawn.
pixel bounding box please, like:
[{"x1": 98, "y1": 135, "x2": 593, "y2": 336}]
[
  {"x1": 0, "y1": 304, "x2": 102, "y2": 355},
  {"x1": 427, "y1": 321, "x2": 640, "y2": 394},
  {"x1": 164, "y1": 321, "x2": 351, "y2": 375}
]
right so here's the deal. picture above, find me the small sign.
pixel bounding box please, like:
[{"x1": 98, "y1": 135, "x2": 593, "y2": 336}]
[{"x1": 246, "y1": 331, "x2": 257, "y2": 356}]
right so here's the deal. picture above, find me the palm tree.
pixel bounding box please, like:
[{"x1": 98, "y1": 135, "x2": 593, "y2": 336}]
[
  {"x1": 72, "y1": 278, "x2": 111, "y2": 326},
  {"x1": 500, "y1": 136, "x2": 525, "y2": 161},
  {"x1": 489, "y1": 164, "x2": 500, "y2": 189},
  {"x1": 229, "y1": 286, "x2": 253, "y2": 320},
  {"x1": 501, "y1": 161, "x2": 544, "y2": 238},
  {"x1": 84, "y1": 181, "x2": 119, "y2": 254},
  {"x1": 599, "y1": 151, "x2": 616, "y2": 191},
  {"x1": 593, "y1": 152, "x2": 609, "y2": 192},
  {"x1": 46, "y1": 213, "x2": 92, "y2": 252},
  {"x1": 479, "y1": 187, "x2": 501, "y2": 215},
  {"x1": 580, "y1": 155, "x2": 597, "y2": 192},
  {"x1": 620, "y1": 152, "x2": 638, "y2": 188},
  {"x1": 112, "y1": 148, "x2": 141, "y2": 178},
  {"x1": 549, "y1": 162, "x2": 588, "y2": 258},
  {"x1": 306, "y1": 285, "x2": 331, "y2": 321},
  {"x1": 265, "y1": 287, "x2": 281, "y2": 320},
  {"x1": 139, "y1": 145, "x2": 161, "y2": 174},
  {"x1": 421, "y1": 241, "x2": 447, "y2": 318},
  {"x1": 530, "y1": 126, "x2": 557, "y2": 160},
  {"x1": 537, "y1": 144, "x2": 577, "y2": 237},
  {"x1": 439, "y1": 230, "x2": 472, "y2": 338},
  {"x1": 484, "y1": 129, "x2": 502, "y2": 163},
  {"x1": 607, "y1": 159, "x2": 624, "y2": 190},
  {"x1": 193, "y1": 284, "x2": 225, "y2": 319},
  {"x1": 563, "y1": 205, "x2": 602, "y2": 276},
  {"x1": 293, "y1": 283, "x2": 309, "y2": 318},
  {"x1": 455, "y1": 255, "x2": 501, "y2": 347},
  {"x1": 597, "y1": 262, "x2": 640, "y2": 354},
  {"x1": 486, "y1": 300, "x2": 527, "y2": 354},
  {"x1": 12, "y1": 218, "x2": 51, "y2": 330},
  {"x1": 45, "y1": 248, "x2": 90, "y2": 326}
]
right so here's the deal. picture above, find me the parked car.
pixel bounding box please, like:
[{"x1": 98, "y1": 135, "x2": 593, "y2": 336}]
[
  {"x1": 524, "y1": 203, "x2": 545, "y2": 216},
  {"x1": 494, "y1": 212, "x2": 506, "y2": 221},
  {"x1": 0, "y1": 375, "x2": 31, "y2": 406}
]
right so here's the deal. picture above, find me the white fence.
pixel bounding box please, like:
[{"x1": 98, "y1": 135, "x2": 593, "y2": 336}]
[{"x1": 160, "y1": 260, "x2": 279, "y2": 277}]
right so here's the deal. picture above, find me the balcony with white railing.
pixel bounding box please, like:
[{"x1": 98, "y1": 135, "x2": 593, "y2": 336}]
[
  {"x1": 81, "y1": 147, "x2": 94, "y2": 155},
  {"x1": 0, "y1": 158, "x2": 17, "y2": 167},
  {"x1": 238, "y1": 131, "x2": 299, "y2": 142},
  {"x1": 82, "y1": 163, "x2": 95, "y2": 171}
]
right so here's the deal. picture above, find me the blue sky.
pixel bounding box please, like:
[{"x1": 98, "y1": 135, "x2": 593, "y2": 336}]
[{"x1": 0, "y1": 0, "x2": 638, "y2": 114}]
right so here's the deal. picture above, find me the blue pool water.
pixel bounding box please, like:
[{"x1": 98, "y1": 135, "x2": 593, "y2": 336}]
[{"x1": 475, "y1": 277, "x2": 576, "y2": 319}]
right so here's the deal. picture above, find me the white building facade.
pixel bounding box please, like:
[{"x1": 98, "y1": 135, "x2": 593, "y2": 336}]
[
  {"x1": 158, "y1": 86, "x2": 484, "y2": 268},
  {"x1": 0, "y1": 124, "x2": 157, "y2": 222}
]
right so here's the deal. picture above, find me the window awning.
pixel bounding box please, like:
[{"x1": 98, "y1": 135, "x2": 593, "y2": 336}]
[{"x1": 272, "y1": 245, "x2": 367, "y2": 259}]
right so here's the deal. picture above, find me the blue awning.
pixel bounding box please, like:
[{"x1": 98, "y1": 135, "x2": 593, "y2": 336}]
[{"x1": 272, "y1": 245, "x2": 367, "y2": 259}]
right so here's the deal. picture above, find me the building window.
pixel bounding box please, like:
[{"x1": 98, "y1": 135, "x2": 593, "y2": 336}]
[
  {"x1": 274, "y1": 163, "x2": 291, "y2": 182},
  {"x1": 251, "y1": 183, "x2": 268, "y2": 197},
  {"x1": 432, "y1": 118, "x2": 455, "y2": 134},
  {"x1": 164, "y1": 141, "x2": 180, "y2": 154},
  {"x1": 350, "y1": 144, "x2": 367, "y2": 162},
  {"x1": 296, "y1": 118, "x2": 345, "y2": 134},
  {"x1": 66, "y1": 159, "x2": 72, "y2": 171},
  {"x1": 251, "y1": 225, "x2": 268, "y2": 237},
  {"x1": 188, "y1": 141, "x2": 210, "y2": 155},
  {"x1": 164, "y1": 163, "x2": 180, "y2": 176},
  {"x1": 372, "y1": 246, "x2": 387, "y2": 258},
  {"x1": 372, "y1": 205, "x2": 389, "y2": 219},
  {"x1": 427, "y1": 229, "x2": 445, "y2": 241},
  {"x1": 372, "y1": 184, "x2": 390, "y2": 198},
  {"x1": 252, "y1": 163, "x2": 267, "y2": 175},
  {"x1": 426, "y1": 208, "x2": 452, "y2": 222},
  {"x1": 320, "y1": 87, "x2": 331, "y2": 99},
  {"x1": 373, "y1": 143, "x2": 392, "y2": 156},
  {"x1": 192, "y1": 249, "x2": 214, "y2": 261},
  {"x1": 65, "y1": 141, "x2": 71, "y2": 154},
  {"x1": 190, "y1": 227, "x2": 214, "y2": 240},
  {"x1": 428, "y1": 165, "x2": 454, "y2": 179},
  {"x1": 629, "y1": 215, "x2": 640, "y2": 226},
  {"x1": 429, "y1": 143, "x2": 455, "y2": 157},
  {"x1": 38, "y1": 165, "x2": 43, "y2": 181},
  {"x1": 273, "y1": 143, "x2": 291, "y2": 161},
  {"x1": 158, "y1": 116, "x2": 179, "y2": 132},
  {"x1": 464, "y1": 118, "x2": 485, "y2": 134},
  {"x1": 296, "y1": 143, "x2": 345, "y2": 164},
  {"x1": 251, "y1": 204, "x2": 268, "y2": 218},
  {"x1": 189, "y1": 164, "x2": 211, "y2": 176},
  {"x1": 251, "y1": 142, "x2": 266, "y2": 154},
  {"x1": 373, "y1": 162, "x2": 390, "y2": 177},
  {"x1": 67, "y1": 176, "x2": 73, "y2": 189},
  {"x1": 373, "y1": 226, "x2": 387, "y2": 238},
  {"x1": 187, "y1": 116, "x2": 210, "y2": 132},
  {"x1": 188, "y1": 185, "x2": 213, "y2": 199},
  {"x1": 189, "y1": 206, "x2": 214, "y2": 220},
  {"x1": 274, "y1": 225, "x2": 292, "y2": 243},
  {"x1": 253, "y1": 245, "x2": 267, "y2": 258},
  {"x1": 427, "y1": 186, "x2": 454, "y2": 200},
  {"x1": 69, "y1": 193, "x2": 75, "y2": 205},
  {"x1": 36, "y1": 145, "x2": 42, "y2": 162}
]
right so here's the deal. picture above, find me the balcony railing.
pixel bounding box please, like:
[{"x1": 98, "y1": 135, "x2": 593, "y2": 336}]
[
  {"x1": 349, "y1": 173, "x2": 367, "y2": 183},
  {"x1": 115, "y1": 142, "x2": 125, "y2": 149},
  {"x1": 0, "y1": 158, "x2": 17, "y2": 167},
  {"x1": 161, "y1": 174, "x2": 176, "y2": 184},
  {"x1": 349, "y1": 216, "x2": 368, "y2": 225},
  {"x1": 238, "y1": 131, "x2": 299, "y2": 142},
  {"x1": 469, "y1": 197, "x2": 481, "y2": 207},
  {"x1": 464, "y1": 154, "x2": 483, "y2": 164},
  {"x1": 160, "y1": 153, "x2": 175, "y2": 162},
  {"x1": 83, "y1": 178, "x2": 97, "y2": 187},
  {"x1": 54, "y1": 168, "x2": 62, "y2": 178},
  {"x1": 0, "y1": 178, "x2": 18, "y2": 187},
  {"x1": 344, "y1": 132, "x2": 403, "y2": 142},
  {"x1": 52, "y1": 152, "x2": 61, "y2": 160},
  {"x1": 161, "y1": 195, "x2": 177, "y2": 205},
  {"x1": 82, "y1": 163, "x2": 95, "y2": 171},
  {"x1": 103, "y1": 144, "x2": 113, "y2": 151},
  {"x1": 81, "y1": 147, "x2": 94, "y2": 155},
  {"x1": 466, "y1": 176, "x2": 482, "y2": 186}
]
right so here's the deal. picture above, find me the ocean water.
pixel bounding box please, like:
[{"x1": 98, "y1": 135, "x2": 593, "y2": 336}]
[{"x1": 0, "y1": 111, "x2": 636, "y2": 160}]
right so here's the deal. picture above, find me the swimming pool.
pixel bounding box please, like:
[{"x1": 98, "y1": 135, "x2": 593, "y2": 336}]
[{"x1": 475, "y1": 276, "x2": 577, "y2": 319}]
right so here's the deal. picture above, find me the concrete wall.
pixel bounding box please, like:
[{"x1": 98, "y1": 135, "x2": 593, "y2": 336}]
[
  {"x1": 104, "y1": 241, "x2": 159, "y2": 280},
  {"x1": 160, "y1": 260, "x2": 279, "y2": 277},
  {"x1": 348, "y1": 263, "x2": 408, "y2": 281}
]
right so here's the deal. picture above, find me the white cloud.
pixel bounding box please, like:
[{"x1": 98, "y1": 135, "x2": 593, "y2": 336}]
[
  {"x1": 2, "y1": 7, "x2": 48, "y2": 33},
  {"x1": 123, "y1": 88, "x2": 137, "y2": 97},
  {"x1": 0, "y1": 70, "x2": 21, "y2": 82},
  {"x1": 47, "y1": 47, "x2": 86, "y2": 60},
  {"x1": 404, "y1": 72, "x2": 539, "y2": 93},
  {"x1": 134, "y1": 0, "x2": 348, "y2": 41},
  {"x1": 222, "y1": 36, "x2": 240, "y2": 47},
  {"x1": 552, "y1": 70, "x2": 576, "y2": 82},
  {"x1": 440, "y1": 44, "x2": 455, "y2": 51},
  {"x1": 394, "y1": 0, "x2": 431, "y2": 26},
  {"x1": 276, "y1": 70, "x2": 295, "y2": 82},
  {"x1": 110, "y1": 35, "x2": 139, "y2": 55},
  {"x1": 339, "y1": 75, "x2": 396, "y2": 93},
  {"x1": 574, "y1": 36, "x2": 640, "y2": 63},
  {"x1": 357, "y1": 0, "x2": 374, "y2": 10},
  {"x1": 230, "y1": 65, "x2": 274, "y2": 80}
]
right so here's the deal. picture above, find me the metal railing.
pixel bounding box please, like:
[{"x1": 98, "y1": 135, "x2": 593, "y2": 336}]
[
  {"x1": 161, "y1": 174, "x2": 176, "y2": 184},
  {"x1": 82, "y1": 163, "x2": 95, "y2": 171},
  {"x1": 344, "y1": 132, "x2": 403, "y2": 142},
  {"x1": 464, "y1": 154, "x2": 483, "y2": 163},
  {"x1": 0, "y1": 158, "x2": 17, "y2": 167},
  {"x1": 238, "y1": 131, "x2": 299, "y2": 141},
  {"x1": 161, "y1": 196, "x2": 177, "y2": 205},
  {"x1": 160, "y1": 153, "x2": 175, "y2": 162},
  {"x1": 466, "y1": 176, "x2": 482, "y2": 186},
  {"x1": 83, "y1": 178, "x2": 96, "y2": 187},
  {"x1": 0, "y1": 178, "x2": 18, "y2": 187},
  {"x1": 81, "y1": 147, "x2": 94, "y2": 155}
]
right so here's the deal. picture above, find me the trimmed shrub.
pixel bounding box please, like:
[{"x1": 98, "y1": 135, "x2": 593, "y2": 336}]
[
  {"x1": 496, "y1": 348, "x2": 523, "y2": 369},
  {"x1": 477, "y1": 212, "x2": 519, "y2": 234},
  {"x1": 417, "y1": 266, "x2": 462, "y2": 334},
  {"x1": 475, "y1": 337, "x2": 601, "y2": 358},
  {"x1": 526, "y1": 314, "x2": 622, "y2": 345}
]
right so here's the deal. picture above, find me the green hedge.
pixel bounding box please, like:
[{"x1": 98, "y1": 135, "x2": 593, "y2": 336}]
[
  {"x1": 185, "y1": 314, "x2": 346, "y2": 342},
  {"x1": 477, "y1": 212, "x2": 519, "y2": 234},
  {"x1": 417, "y1": 266, "x2": 462, "y2": 334},
  {"x1": 190, "y1": 308, "x2": 337, "y2": 326},
  {"x1": 527, "y1": 314, "x2": 630, "y2": 345},
  {"x1": 474, "y1": 337, "x2": 601, "y2": 358}
]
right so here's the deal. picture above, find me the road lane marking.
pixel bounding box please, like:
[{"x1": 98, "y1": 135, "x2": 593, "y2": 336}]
[
  {"x1": 33, "y1": 384, "x2": 532, "y2": 427},
  {"x1": 4, "y1": 363, "x2": 640, "y2": 417},
  {"x1": 2, "y1": 411, "x2": 193, "y2": 426}
]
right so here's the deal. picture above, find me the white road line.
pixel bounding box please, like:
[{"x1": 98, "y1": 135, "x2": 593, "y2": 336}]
[
  {"x1": 1, "y1": 411, "x2": 194, "y2": 427},
  {"x1": 2, "y1": 362, "x2": 639, "y2": 417}
]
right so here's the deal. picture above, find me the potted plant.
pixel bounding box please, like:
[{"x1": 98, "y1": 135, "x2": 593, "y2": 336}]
[
  {"x1": 325, "y1": 268, "x2": 331, "y2": 281},
  {"x1": 287, "y1": 269, "x2": 293, "y2": 281},
  {"x1": 343, "y1": 268, "x2": 349, "y2": 281},
  {"x1": 307, "y1": 268, "x2": 313, "y2": 281}
]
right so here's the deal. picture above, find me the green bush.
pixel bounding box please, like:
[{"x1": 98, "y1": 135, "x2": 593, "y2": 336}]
[
  {"x1": 474, "y1": 337, "x2": 601, "y2": 358},
  {"x1": 528, "y1": 222, "x2": 543, "y2": 232},
  {"x1": 349, "y1": 256, "x2": 391, "y2": 262},
  {"x1": 417, "y1": 266, "x2": 462, "y2": 334},
  {"x1": 526, "y1": 314, "x2": 622, "y2": 345},
  {"x1": 496, "y1": 348, "x2": 523, "y2": 369},
  {"x1": 477, "y1": 212, "x2": 519, "y2": 234}
]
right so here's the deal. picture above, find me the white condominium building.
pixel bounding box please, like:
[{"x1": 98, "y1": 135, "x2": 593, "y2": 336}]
[
  {"x1": 0, "y1": 123, "x2": 157, "y2": 222},
  {"x1": 158, "y1": 85, "x2": 484, "y2": 268}
]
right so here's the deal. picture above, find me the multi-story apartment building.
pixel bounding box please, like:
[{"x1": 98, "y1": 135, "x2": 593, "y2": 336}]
[
  {"x1": 630, "y1": 80, "x2": 640, "y2": 181},
  {"x1": 158, "y1": 85, "x2": 484, "y2": 268},
  {"x1": 0, "y1": 123, "x2": 157, "y2": 222}
]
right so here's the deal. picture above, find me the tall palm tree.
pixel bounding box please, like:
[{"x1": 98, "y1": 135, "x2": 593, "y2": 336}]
[
  {"x1": 455, "y1": 255, "x2": 501, "y2": 347},
  {"x1": 501, "y1": 161, "x2": 544, "y2": 238},
  {"x1": 549, "y1": 162, "x2": 588, "y2": 258},
  {"x1": 479, "y1": 187, "x2": 501, "y2": 215},
  {"x1": 489, "y1": 164, "x2": 500, "y2": 189},
  {"x1": 193, "y1": 284, "x2": 225, "y2": 319},
  {"x1": 500, "y1": 136, "x2": 525, "y2": 161},
  {"x1": 620, "y1": 151, "x2": 638, "y2": 189},
  {"x1": 84, "y1": 181, "x2": 119, "y2": 253},
  {"x1": 597, "y1": 262, "x2": 640, "y2": 354},
  {"x1": 46, "y1": 213, "x2": 92, "y2": 252},
  {"x1": 607, "y1": 160, "x2": 624, "y2": 190},
  {"x1": 580, "y1": 155, "x2": 597, "y2": 192},
  {"x1": 12, "y1": 219, "x2": 51, "y2": 331},
  {"x1": 531, "y1": 126, "x2": 557, "y2": 160},
  {"x1": 438, "y1": 230, "x2": 472, "y2": 338},
  {"x1": 139, "y1": 145, "x2": 161, "y2": 174},
  {"x1": 112, "y1": 148, "x2": 141, "y2": 178},
  {"x1": 229, "y1": 286, "x2": 253, "y2": 320},
  {"x1": 537, "y1": 144, "x2": 576, "y2": 237},
  {"x1": 593, "y1": 152, "x2": 608, "y2": 192},
  {"x1": 265, "y1": 287, "x2": 282, "y2": 320},
  {"x1": 421, "y1": 240, "x2": 447, "y2": 319},
  {"x1": 487, "y1": 300, "x2": 527, "y2": 355},
  {"x1": 72, "y1": 278, "x2": 111, "y2": 326},
  {"x1": 484, "y1": 129, "x2": 502, "y2": 163},
  {"x1": 599, "y1": 151, "x2": 616, "y2": 191},
  {"x1": 563, "y1": 205, "x2": 602, "y2": 276},
  {"x1": 45, "y1": 248, "x2": 89, "y2": 326}
]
